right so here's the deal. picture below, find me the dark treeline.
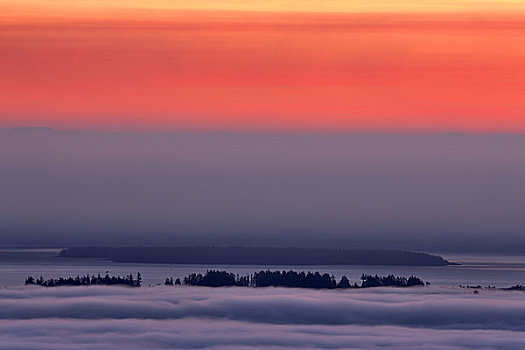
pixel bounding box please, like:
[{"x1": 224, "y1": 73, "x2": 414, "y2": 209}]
[
  {"x1": 164, "y1": 277, "x2": 181, "y2": 286},
  {"x1": 24, "y1": 273, "x2": 142, "y2": 287},
  {"x1": 177, "y1": 270, "x2": 426, "y2": 289},
  {"x1": 502, "y1": 285, "x2": 525, "y2": 291},
  {"x1": 360, "y1": 274, "x2": 426, "y2": 288},
  {"x1": 59, "y1": 247, "x2": 451, "y2": 266},
  {"x1": 460, "y1": 284, "x2": 525, "y2": 292}
]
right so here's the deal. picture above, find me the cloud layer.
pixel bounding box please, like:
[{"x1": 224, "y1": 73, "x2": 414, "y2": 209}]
[{"x1": 1, "y1": 286, "x2": 525, "y2": 349}]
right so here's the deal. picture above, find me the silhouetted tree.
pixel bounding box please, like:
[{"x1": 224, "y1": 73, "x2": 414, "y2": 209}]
[
  {"x1": 407, "y1": 276, "x2": 425, "y2": 287},
  {"x1": 338, "y1": 276, "x2": 351, "y2": 288}
]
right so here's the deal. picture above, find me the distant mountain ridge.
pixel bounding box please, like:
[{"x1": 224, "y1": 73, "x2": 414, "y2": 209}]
[{"x1": 59, "y1": 247, "x2": 452, "y2": 266}]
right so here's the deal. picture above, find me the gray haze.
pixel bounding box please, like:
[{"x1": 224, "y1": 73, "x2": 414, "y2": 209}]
[{"x1": 1, "y1": 129, "x2": 524, "y2": 253}]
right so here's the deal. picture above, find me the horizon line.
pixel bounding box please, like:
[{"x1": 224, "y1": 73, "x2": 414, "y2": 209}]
[{"x1": 2, "y1": 126, "x2": 525, "y2": 137}]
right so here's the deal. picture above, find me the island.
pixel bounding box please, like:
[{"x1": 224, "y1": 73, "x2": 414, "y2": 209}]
[{"x1": 58, "y1": 246, "x2": 452, "y2": 266}]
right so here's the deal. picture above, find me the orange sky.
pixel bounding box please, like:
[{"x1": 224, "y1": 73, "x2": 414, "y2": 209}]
[{"x1": 1, "y1": 1, "x2": 525, "y2": 132}]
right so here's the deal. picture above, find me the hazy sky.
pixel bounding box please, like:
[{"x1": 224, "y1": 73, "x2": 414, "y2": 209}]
[
  {"x1": 1, "y1": 130, "x2": 524, "y2": 252},
  {"x1": 1, "y1": 1, "x2": 524, "y2": 252}
]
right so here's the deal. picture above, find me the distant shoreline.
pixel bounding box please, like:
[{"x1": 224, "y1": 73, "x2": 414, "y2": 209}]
[{"x1": 59, "y1": 247, "x2": 452, "y2": 266}]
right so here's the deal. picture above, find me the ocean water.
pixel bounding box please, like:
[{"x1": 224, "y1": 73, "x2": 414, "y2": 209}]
[{"x1": 0, "y1": 247, "x2": 524, "y2": 288}]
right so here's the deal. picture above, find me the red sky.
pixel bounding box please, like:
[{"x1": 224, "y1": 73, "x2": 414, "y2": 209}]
[{"x1": 1, "y1": 1, "x2": 525, "y2": 132}]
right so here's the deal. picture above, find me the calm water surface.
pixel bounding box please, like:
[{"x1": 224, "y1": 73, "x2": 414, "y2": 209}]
[{"x1": 0, "y1": 247, "x2": 524, "y2": 287}]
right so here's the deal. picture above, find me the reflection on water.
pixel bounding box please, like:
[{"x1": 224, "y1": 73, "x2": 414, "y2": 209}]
[{"x1": 0, "y1": 247, "x2": 524, "y2": 288}]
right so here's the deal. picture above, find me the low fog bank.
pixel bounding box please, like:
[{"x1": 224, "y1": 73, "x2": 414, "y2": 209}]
[
  {"x1": 1, "y1": 131, "x2": 524, "y2": 253},
  {"x1": 1, "y1": 286, "x2": 525, "y2": 349},
  {"x1": 3, "y1": 286, "x2": 525, "y2": 329},
  {"x1": 3, "y1": 319, "x2": 524, "y2": 350}
]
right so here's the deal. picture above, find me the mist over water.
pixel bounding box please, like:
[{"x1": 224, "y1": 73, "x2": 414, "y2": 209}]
[
  {"x1": 2, "y1": 284, "x2": 525, "y2": 349},
  {"x1": 2, "y1": 249, "x2": 525, "y2": 349}
]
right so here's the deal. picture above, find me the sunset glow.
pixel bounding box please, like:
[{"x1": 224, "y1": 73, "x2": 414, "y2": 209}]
[{"x1": 1, "y1": 1, "x2": 525, "y2": 132}]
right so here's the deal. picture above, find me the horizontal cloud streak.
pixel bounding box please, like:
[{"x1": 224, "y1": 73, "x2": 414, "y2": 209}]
[
  {"x1": 2, "y1": 286, "x2": 525, "y2": 328},
  {"x1": 3, "y1": 8, "x2": 525, "y2": 133},
  {"x1": 1, "y1": 286, "x2": 525, "y2": 349},
  {"x1": 3, "y1": 319, "x2": 525, "y2": 350}
]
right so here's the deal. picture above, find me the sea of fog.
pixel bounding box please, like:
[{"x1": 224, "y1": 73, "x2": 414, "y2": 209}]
[
  {"x1": 1, "y1": 248, "x2": 525, "y2": 349},
  {"x1": 2, "y1": 283, "x2": 525, "y2": 349}
]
